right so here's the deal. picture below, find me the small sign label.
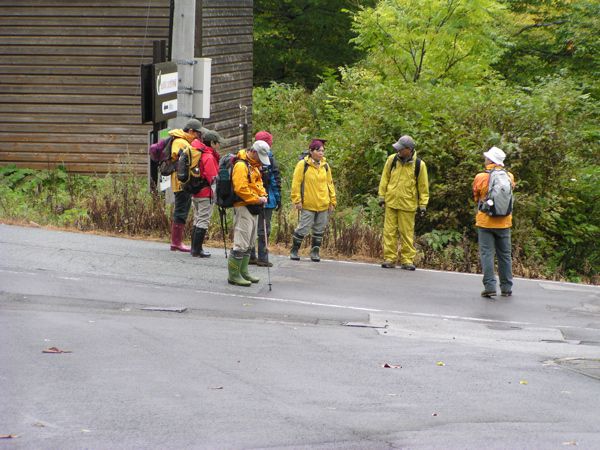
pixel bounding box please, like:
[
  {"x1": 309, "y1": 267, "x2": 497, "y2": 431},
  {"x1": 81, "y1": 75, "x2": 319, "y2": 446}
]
[{"x1": 162, "y1": 99, "x2": 177, "y2": 114}]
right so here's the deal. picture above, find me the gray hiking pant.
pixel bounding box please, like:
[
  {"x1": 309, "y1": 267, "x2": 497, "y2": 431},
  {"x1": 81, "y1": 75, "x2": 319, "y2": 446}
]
[{"x1": 478, "y1": 227, "x2": 513, "y2": 293}]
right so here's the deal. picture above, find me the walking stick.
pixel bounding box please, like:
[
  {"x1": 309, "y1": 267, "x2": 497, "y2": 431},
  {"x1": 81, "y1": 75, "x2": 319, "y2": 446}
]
[
  {"x1": 219, "y1": 207, "x2": 228, "y2": 258},
  {"x1": 263, "y1": 212, "x2": 272, "y2": 291}
]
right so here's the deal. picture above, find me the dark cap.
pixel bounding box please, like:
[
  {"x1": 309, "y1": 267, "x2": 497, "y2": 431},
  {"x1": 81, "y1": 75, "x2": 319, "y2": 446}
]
[
  {"x1": 202, "y1": 129, "x2": 225, "y2": 144},
  {"x1": 184, "y1": 118, "x2": 203, "y2": 132}
]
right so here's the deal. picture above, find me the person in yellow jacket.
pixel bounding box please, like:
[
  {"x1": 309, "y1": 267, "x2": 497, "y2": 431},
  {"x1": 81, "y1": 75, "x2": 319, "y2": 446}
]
[
  {"x1": 167, "y1": 118, "x2": 204, "y2": 252},
  {"x1": 378, "y1": 135, "x2": 429, "y2": 270},
  {"x1": 472, "y1": 146, "x2": 515, "y2": 298},
  {"x1": 289, "y1": 139, "x2": 337, "y2": 262},
  {"x1": 228, "y1": 140, "x2": 270, "y2": 286}
]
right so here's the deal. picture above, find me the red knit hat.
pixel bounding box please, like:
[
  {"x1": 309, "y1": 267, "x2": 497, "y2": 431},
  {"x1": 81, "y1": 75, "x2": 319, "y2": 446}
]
[{"x1": 254, "y1": 131, "x2": 273, "y2": 147}]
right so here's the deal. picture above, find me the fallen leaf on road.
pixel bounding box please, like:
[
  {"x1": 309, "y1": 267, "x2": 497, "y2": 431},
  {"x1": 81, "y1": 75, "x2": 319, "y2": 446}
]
[
  {"x1": 520, "y1": 380, "x2": 528, "y2": 385},
  {"x1": 243, "y1": 303, "x2": 253, "y2": 307},
  {"x1": 436, "y1": 361, "x2": 445, "y2": 366},
  {"x1": 562, "y1": 441, "x2": 577, "y2": 446},
  {"x1": 0, "y1": 435, "x2": 17, "y2": 439},
  {"x1": 432, "y1": 413, "x2": 438, "y2": 417},
  {"x1": 42, "y1": 347, "x2": 72, "y2": 354},
  {"x1": 382, "y1": 363, "x2": 402, "y2": 369},
  {"x1": 209, "y1": 386, "x2": 224, "y2": 390}
]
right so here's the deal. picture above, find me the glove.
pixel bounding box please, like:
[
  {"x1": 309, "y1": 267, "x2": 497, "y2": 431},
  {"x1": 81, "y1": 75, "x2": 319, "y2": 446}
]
[
  {"x1": 378, "y1": 197, "x2": 385, "y2": 208},
  {"x1": 419, "y1": 207, "x2": 427, "y2": 217},
  {"x1": 276, "y1": 200, "x2": 282, "y2": 211}
]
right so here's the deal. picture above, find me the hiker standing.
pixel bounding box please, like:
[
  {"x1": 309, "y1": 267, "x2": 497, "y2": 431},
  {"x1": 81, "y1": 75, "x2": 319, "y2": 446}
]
[
  {"x1": 473, "y1": 146, "x2": 515, "y2": 298},
  {"x1": 228, "y1": 140, "x2": 270, "y2": 286},
  {"x1": 378, "y1": 135, "x2": 429, "y2": 270},
  {"x1": 168, "y1": 118, "x2": 204, "y2": 252},
  {"x1": 189, "y1": 129, "x2": 223, "y2": 258},
  {"x1": 249, "y1": 131, "x2": 282, "y2": 267},
  {"x1": 289, "y1": 139, "x2": 337, "y2": 262}
]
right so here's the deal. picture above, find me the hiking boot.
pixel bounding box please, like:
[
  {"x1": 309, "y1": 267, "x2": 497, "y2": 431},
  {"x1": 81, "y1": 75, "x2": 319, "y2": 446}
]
[
  {"x1": 290, "y1": 234, "x2": 303, "y2": 261},
  {"x1": 249, "y1": 248, "x2": 258, "y2": 264},
  {"x1": 501, "y1": 291, "x2": 512, "y2": 297},
  {"x1": 310, "y1": 246, "x2": 321, "y2": 262},
  {"x1": 228, "y1": 255, "x2": 251, "y2": 287},
  {"x1": 256, "y1": 259, "x2": 273, "y2": 267},
  {"x1": 170, "y1": 222, "x2": 191, "y2": 252},
  {"x1": 240, "y1": 254, "x2": 260, "y2": 283},
  {"x1": 481, "y1": 290, "x2": 497, "y2": 298},
  {"x1": 248, "y1": 257, "x2": 258, "y2": 265},
  {"x1": 400, "y1": 263, "x2": 416, "y2": 271},
  {"x1": 381, "y1": 262, "x2": 396, "y2": 269},
  {"x1": 197, "y1": 228, "x2": 211, "y2": 258}
]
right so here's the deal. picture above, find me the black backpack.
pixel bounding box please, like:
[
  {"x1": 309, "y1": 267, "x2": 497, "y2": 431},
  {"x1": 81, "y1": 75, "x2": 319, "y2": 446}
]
[
  {"x1": 177, "y1": 146, "x2": 210, "y2": 195},
  {"x1": 215, "y1": 153, "x2": 251, "y2": 208}
]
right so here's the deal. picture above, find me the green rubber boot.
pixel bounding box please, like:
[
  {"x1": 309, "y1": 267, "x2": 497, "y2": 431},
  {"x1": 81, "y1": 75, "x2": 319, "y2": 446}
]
[
  {"x1": 240, "y1": 254, "x2": 260, "y2": 283},
  {"x1": 228, "y1": 254, "x2": 251, "y2": 286}
]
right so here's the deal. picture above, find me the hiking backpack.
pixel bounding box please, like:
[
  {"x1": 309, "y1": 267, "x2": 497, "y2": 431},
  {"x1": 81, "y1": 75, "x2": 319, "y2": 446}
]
[
  {"x1": 215, "y1": 153, "x2": 251, "y2": 208},
  {"x1": 148, "y1": 136, "x2": 178, "y2": 176},
  {"x1": 479, "y1": 168, "x2": 513, "y2": 217},
  {"x1": 176, "y1": 146, "x2": 210, "y2": 195}
]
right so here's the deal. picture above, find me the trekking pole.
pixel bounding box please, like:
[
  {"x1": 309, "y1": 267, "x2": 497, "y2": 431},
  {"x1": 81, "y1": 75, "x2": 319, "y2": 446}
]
[
  {"x1": 263, "y1": 211, "x2": 272, "y2": 292},
  {"x1": 219, "y1": 207, "x2": 228, "y2": 258}
]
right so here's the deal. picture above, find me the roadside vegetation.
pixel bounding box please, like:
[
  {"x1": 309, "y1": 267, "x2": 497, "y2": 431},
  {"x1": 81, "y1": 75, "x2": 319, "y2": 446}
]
[{"x1": 1, "y1": 0, "x2": 598, "y2": 283}]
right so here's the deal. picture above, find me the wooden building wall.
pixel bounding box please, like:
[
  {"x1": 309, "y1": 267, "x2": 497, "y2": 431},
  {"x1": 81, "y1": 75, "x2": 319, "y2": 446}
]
[
  {"x1": 198, "y1": 0, "x2": 253, "y2": 150},
  {"x1": 0, "y1": 0, "x2": 253, "y2": 175}
]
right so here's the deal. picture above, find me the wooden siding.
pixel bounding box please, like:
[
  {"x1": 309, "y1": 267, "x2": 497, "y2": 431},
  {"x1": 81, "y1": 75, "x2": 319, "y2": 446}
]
[
  {"x1": 0, "y1": 0, "x2": 254, "y2": 174},
  {"x1": 199, "y1": 0, "x2": 253, "y2": 151}
]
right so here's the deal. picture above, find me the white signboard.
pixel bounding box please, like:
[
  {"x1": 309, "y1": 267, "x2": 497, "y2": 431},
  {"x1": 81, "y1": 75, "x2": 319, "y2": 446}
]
[{"x1": 156, "y1": 71, "x2": 178, "y2": 96}]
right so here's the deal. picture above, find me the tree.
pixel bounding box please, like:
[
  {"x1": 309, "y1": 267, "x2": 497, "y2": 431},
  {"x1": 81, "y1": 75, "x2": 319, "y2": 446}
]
[
  {"x1": 494, "y1": 0, "x2": 600, "y2": 97},
  {"x1": 254, "y1": 0, "x2": 376, "y2": 89},
  {"x1": 350, "y1": 0, "x2": 508, "y2": 83}
]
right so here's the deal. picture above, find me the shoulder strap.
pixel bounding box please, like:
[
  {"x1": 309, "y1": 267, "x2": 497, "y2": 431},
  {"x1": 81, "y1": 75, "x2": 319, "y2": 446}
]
[{"x1": 388, "y1": 154, "x2": 399, "y2": 176}]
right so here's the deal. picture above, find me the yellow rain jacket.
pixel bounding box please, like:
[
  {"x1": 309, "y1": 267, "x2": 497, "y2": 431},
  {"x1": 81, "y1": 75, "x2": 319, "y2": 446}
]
[
  {"x1": 291, "y1": 156, "x2": 337, "y2": 212},
  {"x1": 232, "y1": 149, "x2": 267, "y2": 207},
  {"x1": 378, "y1": 152, "x2": 429, "y2": 211},
  {"x1": 168, "y1": 129, "x2": 195, "y2": 193},
  {"x1": 472, "y1": 163, "x2": 515, "y2": 229}
]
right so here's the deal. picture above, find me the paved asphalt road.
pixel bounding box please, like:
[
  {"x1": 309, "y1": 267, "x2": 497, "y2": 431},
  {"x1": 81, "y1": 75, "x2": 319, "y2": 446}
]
[{"x1": 1, "y1": 223, "x2": 599, "y2": 449}]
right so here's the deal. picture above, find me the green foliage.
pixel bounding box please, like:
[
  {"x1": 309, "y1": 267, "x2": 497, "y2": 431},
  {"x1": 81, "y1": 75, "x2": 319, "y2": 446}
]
[
  {"x1": 252, "y1": 71, "x2": 599, "y2": 280},
  {"x1": 351, "y1": 0, "x2": 509, "y2": 83},
  {"x1": 0, "y1": 165, "x2": 169, "y2": 235},
  {"x1": 254, "y1": 0, "x2": 376, "y2": 88},
  {"x1": 496, "y1": 0, "x2": 600, "y2": 98}
]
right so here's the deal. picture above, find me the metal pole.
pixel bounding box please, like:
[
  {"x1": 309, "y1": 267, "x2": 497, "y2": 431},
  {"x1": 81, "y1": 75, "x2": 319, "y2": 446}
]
[
  {"x1": 240, "y1": 105, "x2": 248, "y2": 149},
  {"x1": 263, "y1": 212, "x2": 272, "y2": 291}
]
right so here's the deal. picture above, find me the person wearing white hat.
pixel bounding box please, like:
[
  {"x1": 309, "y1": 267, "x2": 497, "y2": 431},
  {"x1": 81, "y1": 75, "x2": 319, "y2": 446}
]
[
  {"x1": 473, "y1": 146, "x2": 515, "y2": 298},
  {"x1": 227, "y1": 140, "x2": 270, "y2": 286}
]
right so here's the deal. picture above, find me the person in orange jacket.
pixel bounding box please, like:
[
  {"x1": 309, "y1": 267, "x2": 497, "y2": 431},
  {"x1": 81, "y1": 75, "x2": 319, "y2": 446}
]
[
  {"x1": 473, "y1": 146, "x2": 515, "y2": 298},
  {"x1": 227, "y1": 140, "x2": 270, "y2": 286}
]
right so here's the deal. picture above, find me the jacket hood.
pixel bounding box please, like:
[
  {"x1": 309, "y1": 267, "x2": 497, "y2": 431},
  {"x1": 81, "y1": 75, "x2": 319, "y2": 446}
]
[
  {"x1": 237, "y1": 149, "x2": 262, "y2": 167},
  {"x1": 304, "y1": 155, "x2": 328, "y2": 168},
  {"x1": 169, "y1": 128, "x2": 194, "y2": 141}
]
